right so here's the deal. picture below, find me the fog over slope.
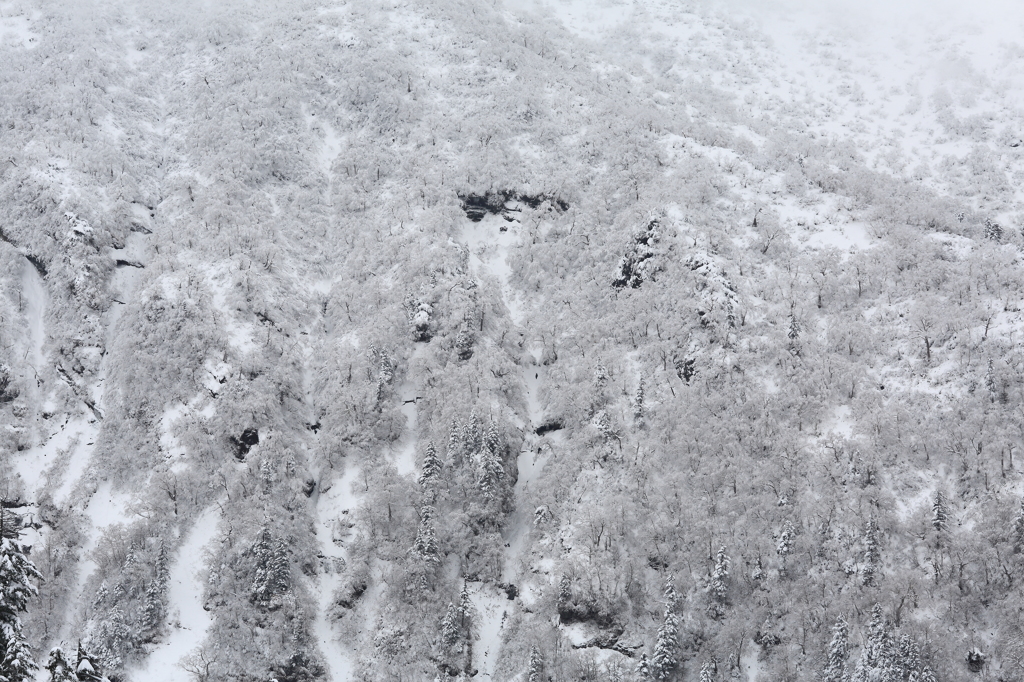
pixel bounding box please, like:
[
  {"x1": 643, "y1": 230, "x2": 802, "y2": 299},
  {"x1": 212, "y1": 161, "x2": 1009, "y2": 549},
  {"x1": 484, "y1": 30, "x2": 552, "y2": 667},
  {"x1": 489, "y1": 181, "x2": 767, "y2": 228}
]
[{"x1": 2, "y1": 1, "x2": 1024, "y2": 681}]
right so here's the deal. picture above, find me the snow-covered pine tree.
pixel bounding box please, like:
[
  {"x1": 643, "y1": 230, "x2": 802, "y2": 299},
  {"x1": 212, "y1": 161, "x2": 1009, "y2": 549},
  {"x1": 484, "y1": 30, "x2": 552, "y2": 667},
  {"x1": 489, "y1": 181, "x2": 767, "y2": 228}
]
[
  {"x1": 985, "y1": 218, "x2": 1003, "y2": 241},
  {"x1": 634, "y1": 377, "x2": 645, "y2": 425},
  {"x1": 0, "y1": 508, "x2": 42, "y2": 682},
  {"x1": 478, "y1": 443, "x2": 505, "y2": 502},
  {"x1": 448, "y1": 417, "x2": 465, "y2": 467},
  {"x1": 141, "y1": 579, "x2": 164, "y2": 640},
  {"x1": 413, "y1": 516, "x2": 440, "y2": 566},
  {"x1": 699, "y1": 659, "x2": 716, "y2": 682},
  {"x1": 419, "y1": 442, "x2": 443, "y2": 491},
  {"x1": 707, "y1": 546, "x2": 730, "y2": 618},
  {"x1": 788, "y1": 309, "x2": 801, "y2": 343},
  {"x1": 865, "y1": 603, "x2": 890, "y2": 668},
  {"x1": 651, "y1": 580, "x2": 681, "y2": 680},
  {"x1": 895, "y1": 634, "x2": 920, "y2": 680},
  {"x1": 455, "y1": 326, "x2": 474, "y2": 360},
  {"x1": 527, "y1": 645, "x2": 543, "y2": 682},
  {"x1": 862, "y1": 515, "x2": 880, "y2": 587},
  {"x1": 250, "y1": 528, "x2": 290, "y2": 604},
  {"x1": 458, "y1": 583, "x2": 472, "y2": 628},
  {"x1": 777, "y1": 520, "x2": 795, "y2": 575},
  {"x1": 821, "y1": 615, "x2": 849, "y2": 682},
  {"x1": 1013, "y1": 498, "x2": 1024, "y2": 553},
  {"x1": 74, "y1": 644, "x2": 104, "y2": 682},
  {"x1": 636, "y1": 653, "x2": 652, "y2": 679},
  {"x1": 440, "y1": 602, "x2": 460, "y2": 650},
  {"x1": 484, "y1": 421, "x2": 501, "y2": 458},
  {"x1": 931, "y1": 490, "x2": 948, "y2": 532},
  {"x1": 44, "y1": 648, "x2": 76, "y2": 682},
  {"x1": 557, "y1": 574, "x2": 572, "y2": 612}
]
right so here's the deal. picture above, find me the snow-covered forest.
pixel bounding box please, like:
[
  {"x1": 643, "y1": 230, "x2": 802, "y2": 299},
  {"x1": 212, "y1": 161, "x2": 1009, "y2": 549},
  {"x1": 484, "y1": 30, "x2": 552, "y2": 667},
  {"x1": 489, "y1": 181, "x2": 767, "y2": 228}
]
[{"x1": 3, "y1": 0, "x2": 1024, "y2": 680}]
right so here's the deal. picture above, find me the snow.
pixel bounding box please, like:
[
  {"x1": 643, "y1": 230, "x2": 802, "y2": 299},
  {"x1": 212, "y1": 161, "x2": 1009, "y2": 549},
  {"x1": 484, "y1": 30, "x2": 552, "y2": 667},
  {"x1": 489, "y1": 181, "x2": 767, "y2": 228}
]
[
  {"x1": 310, "y1": 462, "x2": 362, "y2": 681},
  {"x1": 741, "y1": 640, "x2": 761, "y2": 682},
  {"x1": 53, "y1": 482, "x2": 132, "y2": 652},
  {"x1": 461, "y1": 213, "x2": 526, "y2": 325},
  {"x1": 825, "y1": 405, "x2": 854, "y2": 440},
  {"x1": 319, "y1": 121, "x2": 343, "y2": 175},
  {"x1": 467, "y1": 583, "x2": 510, "y2": 680},
  {"x1": 205, "y1": 263, "x2": 257, "y2": 354},
  {"x1": 21, "y1": 257, "x2": 45, "y2": 395},
  {"x1": 131, "y1": 505, "x2": 222, "y2": 682},
  {"x1": 0, "y1": 5, "x2": 38, "y2": 49},
  {"x1": 48, "y1": 419, "x2": 101, "y2": 507},
  {"x1": 389, "y1": 344, "x2": 429, "y2": 477}
]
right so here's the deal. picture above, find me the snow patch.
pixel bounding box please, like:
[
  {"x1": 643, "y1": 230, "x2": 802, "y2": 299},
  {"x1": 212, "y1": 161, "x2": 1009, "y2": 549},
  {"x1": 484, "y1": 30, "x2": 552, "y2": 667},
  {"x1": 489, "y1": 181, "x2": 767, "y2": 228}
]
[
  {"x1": 0, "y1": 6, "x2": 38, "y2": 49},
  {"x1": 133, "y1": 505, "x2": 222, "y2": 682},
  {"x1": 468, "y1": 583, "x2": 510, "y2": 680}
]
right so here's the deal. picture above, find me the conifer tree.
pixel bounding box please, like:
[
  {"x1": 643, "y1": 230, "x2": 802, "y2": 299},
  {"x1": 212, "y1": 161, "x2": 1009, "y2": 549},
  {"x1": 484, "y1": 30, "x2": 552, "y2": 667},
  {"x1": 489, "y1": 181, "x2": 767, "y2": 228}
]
[
  {"x1": 699, "y1": 659, "x2": 716, "y2": 682},
  {"x1": 74, "y1": 644, "x2": 103, "y2": 682},
  {"x1": 1013, "y1": 498, "x2": 1024, "y2": 553},
  {"x1": 44, "y1": 648, "x2": 76, "y2": 682},
  {"x1": 465, "y1": 412, "x2": 481, "y2": 455},
  {"x1": 895, "y1": 634, "x2": 920, "y2": 680},
  {"x1": 636, "y1": 653, "x2": 652, "y2": 680},
  {"x1": 865, "y1": 603, "x2": 890, "y2": 668},
  {"x1": 455, "y1": 327, "x2": 474, "y2": 361},
  {"x1": 777, "y1": 521, "x2": 795, "y2": 575},
  {"x1": 862, "y1": 515, "x2": 880, "y2": 587},
  {"x1": 557, "y1": 574, "x2": 572, "y2": 612},
  {"x1": 250, "y1": 528, "x2": 290, "y2": 604},
  {"x1": 634, "y1": 377, "x2": 645, "y2": 425},
  {"x1": 0, "y1": 508, "x2": 42, "y2": 682},
  {"x1": 448, "y1": 418, "x2": 464, "y2": 467},
  {"x1": 141, "y1": 579, "x2": 164, "y2": 639},
  {"x1": 707, "y1": 546, "x2": 730, "y2": 618},
  {"x1": 458, "y1": 583, "x2": 472, "y2": 628},
  {"x1": 527, "y1": 645, "x2": 543, "y2": 682},
  {"x1": 478, "y1": 444, "x2": 505, "y2": 502},
  {"x1": 440, "y1": 602, "x2": 460, "y2": 650},
  {"x1": 419, "y1": 442, "x2": 443, "y2": 492},
  {"x1": 931, "y1": 490, "x2": 948, "y2": 533},
  {"x1": 651, "y1": 580, "x2": 680, "y2": 681},
  {"x1": 822, "y1": 615, "x2": 849, "y2": 682},
  {"x1": 788, "y1": 309, "x2": 801, "y2": 348},
  {"x1": 413, "y1": 516, "x2": 440, "y2": 566}
]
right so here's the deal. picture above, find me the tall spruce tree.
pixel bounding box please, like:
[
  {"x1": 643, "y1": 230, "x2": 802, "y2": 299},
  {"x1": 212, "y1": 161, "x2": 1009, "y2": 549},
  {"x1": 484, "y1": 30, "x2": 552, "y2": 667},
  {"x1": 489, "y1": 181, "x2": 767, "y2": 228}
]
[
  {"x1": 44, "y1": 648, "x2": 76, "y2": 682},
  {"x1": 707, "y1": 546, "x2": 730, "y2": 619},
  {"x1": 0, "y1": 508, "x2": 42, "y2": 682},
  {"x1": 527, "y1": 645, "x2": 543, "y2": 682},
  {"x1": 822, "y1": 615, "x2": 849, "y2": 682},
  {"x1": 931, "y1": 490, "x2": 948, "y2": 533},
  {"x1": 440, "y1": 602, "x2": 460, "y2": 651},
  {"x1": 699, "y1": 659, "x2": 716, "y2": 682},
  {"x1": 1013, "y1": 498, "x2": 1024, "y2": 553},
  {"x1": 419, "y1": 442, "x2": 443, "y2": 494},
  {"x1": 651, "y1": 580, "x2": 681, "y2": 680},
  {"x1": 862, "y1": 515, "x2": 880, "y2": 587}
]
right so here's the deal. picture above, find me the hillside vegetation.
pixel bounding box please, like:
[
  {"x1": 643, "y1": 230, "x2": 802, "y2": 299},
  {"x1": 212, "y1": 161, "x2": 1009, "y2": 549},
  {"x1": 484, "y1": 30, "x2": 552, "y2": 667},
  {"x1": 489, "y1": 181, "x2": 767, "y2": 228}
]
[{"x1": 2, "y1": 0, "x2": 1024, "y2": 681}]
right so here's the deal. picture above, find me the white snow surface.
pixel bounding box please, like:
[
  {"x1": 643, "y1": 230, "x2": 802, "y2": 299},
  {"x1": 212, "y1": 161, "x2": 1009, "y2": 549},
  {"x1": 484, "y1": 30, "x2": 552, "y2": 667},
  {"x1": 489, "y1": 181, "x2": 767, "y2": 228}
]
[
  {"x1": 468, "y1": 583, "x2": 511, "y2": 681},
  {"x1": 0, "y1": 4, "x2": 37, "y2": 49},
  {"x1": 130, "y1": 505, "x2": 222, "y2": 682},
  {"x1": 389, "y1": 343, "x2": 430, "y2": 477},
  {"x1": 461, "y1": 213, "x2": 526, "y2": 325},
  {"x1": 311, "y1": 463, "x2": 363, "y2": 680}
]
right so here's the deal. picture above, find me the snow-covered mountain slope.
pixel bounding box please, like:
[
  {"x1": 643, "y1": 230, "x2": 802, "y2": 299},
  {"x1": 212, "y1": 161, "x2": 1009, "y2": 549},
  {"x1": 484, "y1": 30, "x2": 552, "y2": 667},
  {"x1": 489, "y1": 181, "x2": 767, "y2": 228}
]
[{"x1": 2, "y1": 1, "x2": 1024, "y2": 681}]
